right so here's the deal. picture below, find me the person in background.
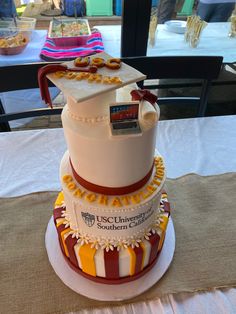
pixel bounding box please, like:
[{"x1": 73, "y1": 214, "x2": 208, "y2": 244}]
[
  {"x1": 197, "y1": 0, "x2": 235, "y2": 22},
  {"x1": 0, "y1": 0, "x2": 17, "y2": 18},
  {"x1": 157, "y1": 0, "x2": 185, "y2": 24}
]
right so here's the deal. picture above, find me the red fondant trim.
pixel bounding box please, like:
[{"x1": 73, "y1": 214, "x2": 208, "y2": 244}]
[
  {"x1": 65, "y1": 235, "x2": 79, "y2": 268},
  {"x1": 61, "y1": 246, "x2": 161, "y2": 285},
  {"x1": 148, "y1": 233, "x2": 160, "y2": 264},
  {"x1": 131, "y1": 89, "x2": 157, "y2": 106},
  {"x1": 57, "y1": 224, "x2": 67, "y2": 254},
  {"x1": 133, "y1": 246, "x2": 144, "y2": 274},
  {"x1": 54, "y1": 215, "x2": 164, "y2": 284},
  {"x1": 70, "y1": 158, "x2": 154, "y2": 196},
  {"x1": 53, "y1": 207, "x2": 64, "y2": 222},
  {"x1": 104, "y1": 249, "x2": 119, "y2": 279},
  {"x1": 163, "y1": 202, "x2": 171, "y2": 216}
]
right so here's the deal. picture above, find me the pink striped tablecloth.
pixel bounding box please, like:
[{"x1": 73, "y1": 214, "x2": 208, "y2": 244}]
[{"x1": 40, "y1": 29, "x2": 104, "y2": 61}]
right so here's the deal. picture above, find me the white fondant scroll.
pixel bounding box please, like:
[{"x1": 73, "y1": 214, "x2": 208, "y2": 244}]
[{"x1": 141, "y1": 100, "x2": 159, "y2": 125}]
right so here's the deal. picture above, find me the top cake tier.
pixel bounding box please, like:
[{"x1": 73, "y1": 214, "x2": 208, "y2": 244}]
[{"x1": 45, "y1": 53, "x2": 159, "y2": 190}]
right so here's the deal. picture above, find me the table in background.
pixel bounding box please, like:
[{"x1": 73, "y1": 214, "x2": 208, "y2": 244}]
[
  {"x1": 95, "y1": 22, "x2": 236, "y2": 108},
  {"x1": 1, "y1": 115, "x2": 236, "y2": 314},
  {"x1": 0, "y1": 30, "x2": 46, "y2": 66},
  {"x1": 95, "y1": 22, "x2": 236, "y2": 63},
  {"x1": 0, "y1": 24, "x2": 236, "y2": 126},
  {"x1": 149, "y1": 22, "x2": 236, "y2": 62},
  {"x1": 0, "y1": 30, "x2": 58, "y2": 128},
  {"x1": 1, "y1": 23, "x2": 235, "y2": 66}
]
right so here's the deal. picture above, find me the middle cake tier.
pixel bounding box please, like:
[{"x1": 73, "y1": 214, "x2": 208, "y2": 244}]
[{"x1": 60, "y1": 150, "x2": 166, "y2": 242}]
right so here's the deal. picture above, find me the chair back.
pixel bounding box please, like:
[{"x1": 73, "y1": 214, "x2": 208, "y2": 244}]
[
  {"x1": 0, "y1": 62, "x2": 56, "y2": 92},
  {"x1": 121, "y1": 56, "x2": 223, "y2": 81},
  {"x1": 121, "y1": 55, "x2": 223, "y2": 117},
  {"x1": 0, "y1": 62, "x2": 62, "y2": 132}
]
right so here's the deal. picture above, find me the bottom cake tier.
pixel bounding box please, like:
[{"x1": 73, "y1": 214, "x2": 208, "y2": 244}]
[{"x1": 53, "y1": 191, "x2": 171, "y2": 284}]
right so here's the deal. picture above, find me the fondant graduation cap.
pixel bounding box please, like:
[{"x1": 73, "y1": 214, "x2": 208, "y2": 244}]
[{"x1": 39, "y1": 52, "x2": 146, "y2": 106}]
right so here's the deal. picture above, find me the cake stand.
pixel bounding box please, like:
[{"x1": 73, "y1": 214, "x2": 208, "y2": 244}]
[{"x1": 45, "y1": 216, "x2": 175, "y2": 301}]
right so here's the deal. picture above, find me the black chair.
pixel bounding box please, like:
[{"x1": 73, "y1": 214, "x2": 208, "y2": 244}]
[
  {"x1": 0, "y1": 56, "x2": 224, "y2": 132},
  {"x1": 0, "y1": 62, "x2": 63, "y2": 132},
  {"x1": 121, "y1": 55, "x2": 223, "y2": 117}
]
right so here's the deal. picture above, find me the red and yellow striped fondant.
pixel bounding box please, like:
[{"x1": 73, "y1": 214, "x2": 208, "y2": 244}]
[{"x1": 53, "y1": 192, "x2": 171, "y2": 282}]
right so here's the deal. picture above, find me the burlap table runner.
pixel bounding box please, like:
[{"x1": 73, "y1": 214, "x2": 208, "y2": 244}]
[{"x1": 1, "y1": 173, "x2": 236, "y2": 314}]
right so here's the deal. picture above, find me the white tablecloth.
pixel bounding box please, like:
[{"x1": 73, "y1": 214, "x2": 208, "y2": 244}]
[
  {"x1": 95, "y1": 23, "x2": 236, "y2": 63},
  {"x1": 0, "y1": 87, "x2": 59, "y2": 128},
  {"x1": 0, "y1": 30, "x2": 46, "y2": 66},
  {"x1": 148, "y1": 22, "x2": 236, "y2": 61},
  {"x1": 1, "y1": 115, "x2": 236, "y2": 313},
  {"x1": 0, "y1": 23, "x2": 235, "y2": 67},
  {"x1": 1, "y1": 115, "x2": 236, "y2": 197},
  {"x1": 0, "y1": 30, "x2": 61, "y2": 128}
]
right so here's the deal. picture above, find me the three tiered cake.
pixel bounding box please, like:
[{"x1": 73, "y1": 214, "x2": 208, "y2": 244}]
[{"x1": 40, "y1": 53, "x2": 171, "y2": 284}]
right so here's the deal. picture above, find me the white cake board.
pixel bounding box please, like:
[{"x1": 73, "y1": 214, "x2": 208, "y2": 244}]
[{"x1": 45, "y1": 216, "x2": 175, "y2": 301}]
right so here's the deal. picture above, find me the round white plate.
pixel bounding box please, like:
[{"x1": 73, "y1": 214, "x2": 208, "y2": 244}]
[
  {"x1": 165, "y1": 20, "x2": 187, "y2": 34},
  {"x1": 45, "y1": 216, "x2": 175, "y2": 301}
]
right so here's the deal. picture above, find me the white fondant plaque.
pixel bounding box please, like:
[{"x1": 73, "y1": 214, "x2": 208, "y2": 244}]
[
  {"x1": 81, "y1": 203, "x2": 155, "y2": 231},
  {"x1": 63, "y1": 189, "x2": 162, "y2": 239}
]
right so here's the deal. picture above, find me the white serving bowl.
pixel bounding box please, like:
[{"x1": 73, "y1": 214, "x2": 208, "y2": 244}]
[{"x1": 164, "y1": 20, "x2": 187, "y2": 34}]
